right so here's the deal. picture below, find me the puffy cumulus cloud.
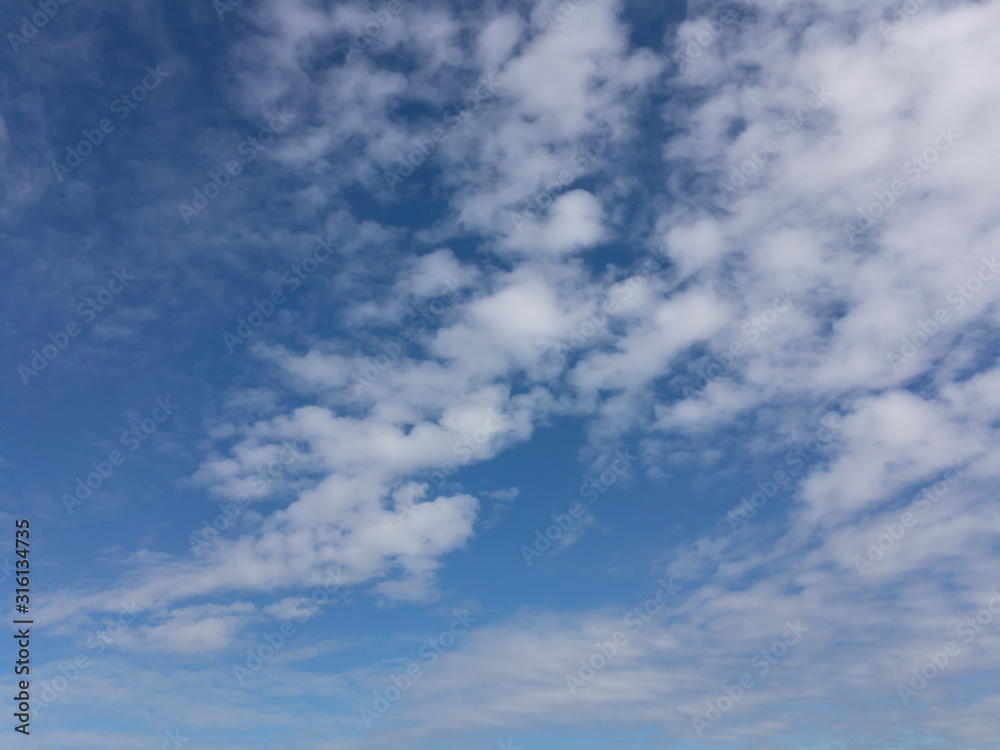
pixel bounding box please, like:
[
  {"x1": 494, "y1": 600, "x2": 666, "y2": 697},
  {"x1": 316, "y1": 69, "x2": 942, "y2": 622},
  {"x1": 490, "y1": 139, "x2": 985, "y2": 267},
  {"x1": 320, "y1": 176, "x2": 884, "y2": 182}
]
[
  {"x1": 34, "y1": 370, "x2": 531, "y2": 625},
  {"x1": 655, "y1": 0, "x2": 1000, "y2": 405},
  {"x1": 476, "y1": 12, "x2": 524, "y2": 71},
  {"x1": 510, "y1": 189, "x2": 606, "y2": 255},
  {"x1": 395, "y1": 248, "x2": 481, "y2": 301},
  {"x1": 464, "y1": 276, "x2": 572, "y2": 351},
  {"x1": 612, "y1": 9, "x2": 997, "y2": 461},
  {"x1": 660, "y1": 217, "x2": 728, "y2": 276},
  {"x1": 795, "y1": 389, "x2": 986, "y2": 529},
  {"x1": 572, "y1": 288, "x2": 732, "y2": 395},
  {"x1": 343, "y1": 248, "x2": 481, "y2": 329},
  {"x1": 440, "y1": 2, "x2": 663, "y2": 239},
  {"x1": 226, "y1": 0, "x2": 468, "y2": 189}
]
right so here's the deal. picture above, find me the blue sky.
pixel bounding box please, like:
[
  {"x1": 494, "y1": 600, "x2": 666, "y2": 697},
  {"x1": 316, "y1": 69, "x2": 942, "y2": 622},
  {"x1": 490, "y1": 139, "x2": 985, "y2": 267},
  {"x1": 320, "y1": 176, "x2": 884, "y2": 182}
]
[{"x1": 2, "y1": 0, "x2": 1000, "y2": 747}]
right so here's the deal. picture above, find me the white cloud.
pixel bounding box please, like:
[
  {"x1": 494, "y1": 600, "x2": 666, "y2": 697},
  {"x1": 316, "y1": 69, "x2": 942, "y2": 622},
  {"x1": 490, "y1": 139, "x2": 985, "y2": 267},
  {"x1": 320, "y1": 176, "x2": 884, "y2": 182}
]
[{"x1": 117, "y1": 602, "x2": 257, "y2": 654}]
